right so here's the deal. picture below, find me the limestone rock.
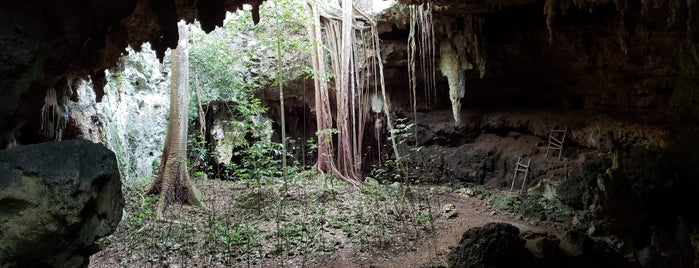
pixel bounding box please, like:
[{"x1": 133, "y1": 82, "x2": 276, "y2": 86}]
[
  {"x1": 0, "y1": 139, "x2": 124, "y2": 267},
  {"x1": 441, "y1": 203, "x2": 457, "y2": 219},
  {"x1": 65, "y1": 45, "x2": 169, "y2": 180},
  {"x1": 99, "y1": 45, "x2": 169, "y2": 180}
]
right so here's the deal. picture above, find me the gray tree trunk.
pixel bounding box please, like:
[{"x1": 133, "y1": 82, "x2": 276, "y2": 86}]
[{"x1": 148, "y1": 20, "x2": 200, "y2": 219}]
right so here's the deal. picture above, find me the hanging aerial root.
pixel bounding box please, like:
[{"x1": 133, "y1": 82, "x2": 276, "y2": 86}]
[{"x1": 408, "y1": 3, "x2": 436, "y2": 146}]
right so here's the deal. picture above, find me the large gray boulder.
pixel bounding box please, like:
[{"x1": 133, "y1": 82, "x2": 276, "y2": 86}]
[{"x1": 0, "y1": 139, "x2": 124, "y2": 267}]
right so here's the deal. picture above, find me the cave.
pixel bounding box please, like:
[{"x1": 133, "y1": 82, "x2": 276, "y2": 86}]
[{"x1": 1, "y1": 0, "x2": 699, "y2": 267}]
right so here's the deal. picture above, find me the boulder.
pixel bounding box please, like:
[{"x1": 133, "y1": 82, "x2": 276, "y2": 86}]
[
  {"x1": 447, "y1": 222, "x2": 534, "y2": 268},
  {"x1": 0, "y1": 139, "x2": 124, "y2": 267}
]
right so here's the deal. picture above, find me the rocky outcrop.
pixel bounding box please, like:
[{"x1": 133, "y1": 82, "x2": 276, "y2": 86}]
[
  {"x1": 205, "y1": 101, "x2": 246, "y2": 167},
  {"x1": 65, "y1": 81, "x2": 110, "y2": 145},
  {"x1": 446, "y1": 223, "x2": 640, "y2": 268},
  {"x1": 447, "y1": 222, "x2": 533, "y2": 267},
  {"x1": 404, "y1": 109, "x2": 660, "y2": 185},
  {"x1": 408, "y1": 108, "x2": 698, "y2": 266},
  {"x1": 65, "y1": 45, "x2": 169, "y2": 180},
  {"x1": 0, "y1": 139, "x2": 124, "y2": 267},
  {"x1": 99, "y1": 45, "x2": 169, "y2": 180},
  {"x1": 199, "y1": 101, "x2": 274, "y2": 178}
]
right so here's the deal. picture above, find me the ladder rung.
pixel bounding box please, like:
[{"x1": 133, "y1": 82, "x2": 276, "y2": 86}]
[
  {"x1": 550, "y1": 137, "x2": 563, "y2": 144},
  {"x1": 548, "y1": 143, "x2": 562, "y2": 148}
]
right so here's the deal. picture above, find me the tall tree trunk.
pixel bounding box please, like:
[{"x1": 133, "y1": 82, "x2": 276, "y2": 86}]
[
  {"x1": 306, "y1": 0, "x2": 360, "y2": 186},
  {"x1": 147, "y1": 21, "x2": 201, "y2": 219},
  {"x1": 306, "y1": 0, "x2": 334, "y2": 174},
  {"x1": 194, "y1": 70, "x2": 206, "y2": 137},
  {"x1": 336, "y1": 0, "x2": 358, "y2": 181},
  {"x1": 273, "y1": 3, "x2": 288, "y2": 189}
]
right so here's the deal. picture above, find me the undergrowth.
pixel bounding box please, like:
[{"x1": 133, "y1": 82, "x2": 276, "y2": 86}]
[{"x1": 99, "y1": 171, "x2": 443, "y2": 267}]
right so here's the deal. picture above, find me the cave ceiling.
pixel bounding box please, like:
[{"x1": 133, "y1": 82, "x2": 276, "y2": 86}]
[
  {"x1": 0, "y1": 0, "x2": 263, "y2": 131},
  {"x1": 1, "y1": 0, "x2": 699, "y2": 138}
]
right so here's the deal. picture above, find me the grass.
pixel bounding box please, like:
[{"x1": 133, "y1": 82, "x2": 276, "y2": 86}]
[{"x1": 96, "y1": 171, "x2": 444, "y2": 267}]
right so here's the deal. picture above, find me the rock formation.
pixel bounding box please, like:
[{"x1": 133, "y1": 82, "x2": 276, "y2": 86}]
[
  {"x1": 0, "y1": 139, "x2": 124, "y2": 267},
  {"x1": 447, "y1": 222, "x2": 533, "y2": 267}
]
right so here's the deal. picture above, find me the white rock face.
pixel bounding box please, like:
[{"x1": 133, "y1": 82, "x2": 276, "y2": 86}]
[
  {"x1": 210, "y1": 112, "x2": 237, "y2": 166},
  {"x1": 66, "y1": 81, "x2": 109, "y2": 145},
  {"x1": 68, "y1": 44, "x2": 169, "y2": 180}
]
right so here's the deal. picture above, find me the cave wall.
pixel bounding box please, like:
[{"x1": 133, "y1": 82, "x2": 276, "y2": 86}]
[
  {"x1": 381, "y1": 0, "x2": 699, "y2": 119},
  {"x1": 0, "y1": 0, "x2": 263, "y2": 147},
  {"x1": 376, "y1": 2, "x2": 699, "y2": 265}
]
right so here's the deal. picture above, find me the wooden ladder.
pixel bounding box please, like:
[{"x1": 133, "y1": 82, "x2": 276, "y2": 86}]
[
  {"x1": 510, "y1": 157, "x2": 531, "y2": 194},
  {"x1": 546, "y1": 127, "x2": 568, "y2": 160}
]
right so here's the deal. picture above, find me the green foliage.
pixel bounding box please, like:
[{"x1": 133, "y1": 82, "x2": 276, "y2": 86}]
[
  {"x1": 186, "y1": 0, "x2": 313, "y2": 181},
  {"x1": 189, "y1": 20, "x2": 259, "y2": 104},
  {"x1": 129, "y1": 192, "x2": 157, "y2": 227},
  {"x1": 416, "y1": 211, "x2": 431, "y2": 225},
  {"x1": 372, "y1": 118, "x2": 425, "y2": 183},
  {"x1": 207, "y1": 221, "x2": 261, "y2": 251},
  {"x1": 257, "y1": 0, "x2": 312, "y2": 82},
  {"x1": 490, "y1": 193, "x2": 521, "y2": 211},
  {"x1": 231, "y1": 139, "x2": 285, "y2": 183},
  {"x1": 188, "y1": 134, "x2": 208, "y2": 171}
]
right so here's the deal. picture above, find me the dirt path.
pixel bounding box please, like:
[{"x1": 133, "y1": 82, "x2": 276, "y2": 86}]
[{"x1": 317, "y1": 192, "x2": 565, "y2": 268}]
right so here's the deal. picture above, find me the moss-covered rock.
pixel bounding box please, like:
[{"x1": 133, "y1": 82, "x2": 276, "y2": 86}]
[
  {"x1": 447, "y1": 222, "x2": 533, "y2": 268},
  {"x1": 0, "y1": 140, "x2": 124, "y2": 267},
  {"x1": 557, "y1": 157, "x2": 611, "y2": 210}
]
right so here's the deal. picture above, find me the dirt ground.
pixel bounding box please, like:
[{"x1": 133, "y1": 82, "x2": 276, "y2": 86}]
[
  {"x1": 316, "y1": 192, "x2": 565, "y2": 268},
  {"x1": 89, "y1": 177, "x2": 566, "y2": 268}
]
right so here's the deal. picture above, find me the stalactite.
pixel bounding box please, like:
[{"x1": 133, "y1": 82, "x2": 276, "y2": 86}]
[
  {"x1": 612, "y1": 0, "x2": 629, "y2": 55},
  {"x1": 40, "y1": 87, "x2": 65, "y2": 141},
  {"x1": 463, "y1": 16, "x2": 487, "y2": 79},
  {"x1": 436, "y1": 15, "x2": 486, "y2": 126},
  {"x1": 439, "y1": 41, "x2": 465, "y2": 126},
  {"x1": 544, "y1": 0, "x2": 559, "y2": 43}
]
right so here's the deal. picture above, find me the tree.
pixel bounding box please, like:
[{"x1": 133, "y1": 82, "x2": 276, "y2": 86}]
[
  {"x1": 306, "y1": 0, "x2": 401, "y2": 185},
  {"x1": 306, "y1": 0, "x2": 336, "y2": 176},
  {"x1": 336, "y1": 0, "x2": 358, "y2": 181},
  {"x1": 148, "y1": 20, "x2": 201, "y2": 219}
]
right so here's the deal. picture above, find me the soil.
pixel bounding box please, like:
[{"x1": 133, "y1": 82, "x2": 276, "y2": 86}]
[
  {"x1": 316, "y1": 192, "x2": 566, "y2": 268},
  {"x1": 89, "y1": 177, "x2": 567, "y2": 268}
]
